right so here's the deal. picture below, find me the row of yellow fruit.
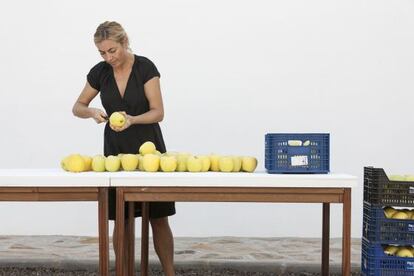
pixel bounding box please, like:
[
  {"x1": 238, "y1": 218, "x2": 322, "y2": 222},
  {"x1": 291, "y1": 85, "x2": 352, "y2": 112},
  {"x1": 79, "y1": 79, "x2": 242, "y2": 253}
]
[
  {"x1": 383, "y1": 206, "x2": 414, "y2": 220},
  {"x1": 384, "y1": 245, "x2": 414, "y2": 257},
  {"x1": 61, "y1": 141, "x2": 257, "y2": 173},
  {"x1": 61, "y1": 153, "x2": 258, "y2": 173}
]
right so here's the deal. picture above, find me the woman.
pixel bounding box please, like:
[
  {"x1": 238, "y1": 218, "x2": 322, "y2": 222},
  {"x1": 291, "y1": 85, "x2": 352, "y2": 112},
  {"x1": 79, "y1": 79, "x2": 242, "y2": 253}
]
[{"x1": 72, "y1": 21, "x2": 175, "y2": 276}]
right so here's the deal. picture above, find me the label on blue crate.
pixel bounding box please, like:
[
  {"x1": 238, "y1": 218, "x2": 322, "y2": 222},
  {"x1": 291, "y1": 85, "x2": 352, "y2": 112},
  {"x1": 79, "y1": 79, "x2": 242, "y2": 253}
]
[
  {"x1": 408, "y1": 224, "x2": 414, "y2": 232},
  {"x1": 407, "y1": 261, "x2": 414, "y2": 270},
  {"x1": 291, "y1": 155, "x2": 308, "y2": 166}
]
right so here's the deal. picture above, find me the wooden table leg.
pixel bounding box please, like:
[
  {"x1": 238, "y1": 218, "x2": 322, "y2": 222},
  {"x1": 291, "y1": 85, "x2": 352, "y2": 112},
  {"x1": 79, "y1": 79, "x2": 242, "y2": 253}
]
[
  {"x1": 321, "y1": 203, "x2": 330, "y2": 276},
  {"x1": 342, "y1": 188, "x2": 352, "y2": 276},
  {"x1": 127, "y1": 202, "x2": 135, "y2": 276},
  {"x1": 98, "y1": 188, "x2": 109, "y2": 276},
  {"x1": 141, "y1": 202, "x2": 150, "y2": 276},
  {"x1": 116, "y1": 188, "x2": 125, "y2": 276}
]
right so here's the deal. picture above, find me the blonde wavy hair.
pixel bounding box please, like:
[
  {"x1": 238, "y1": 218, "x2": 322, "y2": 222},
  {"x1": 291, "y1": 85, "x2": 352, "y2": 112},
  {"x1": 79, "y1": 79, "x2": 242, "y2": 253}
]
[{"x1": 94, "y1": 21, "x2": 131, "y2": 50}]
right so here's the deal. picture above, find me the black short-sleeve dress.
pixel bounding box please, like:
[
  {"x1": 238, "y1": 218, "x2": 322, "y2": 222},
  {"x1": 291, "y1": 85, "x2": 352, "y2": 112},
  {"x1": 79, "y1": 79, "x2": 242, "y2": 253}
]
[{"x1": 87, "y1": 54, "x2": 175, "y2": 220}]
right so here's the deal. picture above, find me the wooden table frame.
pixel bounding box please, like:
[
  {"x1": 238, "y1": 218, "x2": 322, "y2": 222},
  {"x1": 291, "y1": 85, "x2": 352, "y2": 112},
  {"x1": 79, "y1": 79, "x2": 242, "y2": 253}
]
[
  {"x1": 115, "y1": 186, "x2": 352, "y2": 276},
  {"x1": 0, "y1": 187, "x2": 109, "y2": 276}
]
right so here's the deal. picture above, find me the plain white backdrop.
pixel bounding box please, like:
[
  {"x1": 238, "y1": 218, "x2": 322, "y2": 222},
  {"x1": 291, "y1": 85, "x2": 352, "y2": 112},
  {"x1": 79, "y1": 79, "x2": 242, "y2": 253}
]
[{"x1": 0, "y1": 0, "x2": 413, "y2": 238}]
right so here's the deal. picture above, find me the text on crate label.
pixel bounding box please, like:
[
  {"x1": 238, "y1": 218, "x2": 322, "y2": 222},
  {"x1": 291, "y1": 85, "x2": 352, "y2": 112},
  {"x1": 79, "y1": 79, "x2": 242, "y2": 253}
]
[{"x1": 291, "y1": 156, "x2": 308, "y2": 166}]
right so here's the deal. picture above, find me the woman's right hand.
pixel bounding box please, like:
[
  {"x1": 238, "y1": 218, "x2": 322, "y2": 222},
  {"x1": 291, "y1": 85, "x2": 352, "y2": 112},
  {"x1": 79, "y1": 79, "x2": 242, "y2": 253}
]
[{"x1": 90, "y1": 108, "x2": 108, "y2": 124}]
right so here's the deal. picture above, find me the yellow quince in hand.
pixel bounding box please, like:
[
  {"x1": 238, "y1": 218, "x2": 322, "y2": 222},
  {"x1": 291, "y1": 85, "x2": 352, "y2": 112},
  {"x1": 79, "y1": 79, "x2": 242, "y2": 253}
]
[{"x1": 109, "y1": 112, "x2": 126, "y2": 128}]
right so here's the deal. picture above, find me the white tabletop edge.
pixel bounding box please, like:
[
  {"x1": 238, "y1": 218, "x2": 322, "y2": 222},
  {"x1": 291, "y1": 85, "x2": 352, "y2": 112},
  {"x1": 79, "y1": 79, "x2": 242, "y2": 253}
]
[
  {"x1": 0, "y1": 169, "x2": 111, "y2": 187},
  {"x1": 110, "y1": 171, "x2": 358, "y2": 188},
  {"x1": 0, "y1": 169, "x2": 358, "y2": 188}
]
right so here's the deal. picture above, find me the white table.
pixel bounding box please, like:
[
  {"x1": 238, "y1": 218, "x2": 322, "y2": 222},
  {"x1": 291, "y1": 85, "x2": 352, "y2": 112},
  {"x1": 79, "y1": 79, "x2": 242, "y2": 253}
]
[
  {"x1": 0, "y1": 169, "x2": 110, "y2": 276},
  {"x1": 111, "y1": 171, "x2": 357, "y2": 276}
]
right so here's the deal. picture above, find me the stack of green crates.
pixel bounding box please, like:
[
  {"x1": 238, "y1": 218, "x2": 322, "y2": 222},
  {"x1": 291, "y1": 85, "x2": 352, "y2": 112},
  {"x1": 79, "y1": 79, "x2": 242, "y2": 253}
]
[{"x1": 362, "y1": 167, "x2": 414, "y2": 275}]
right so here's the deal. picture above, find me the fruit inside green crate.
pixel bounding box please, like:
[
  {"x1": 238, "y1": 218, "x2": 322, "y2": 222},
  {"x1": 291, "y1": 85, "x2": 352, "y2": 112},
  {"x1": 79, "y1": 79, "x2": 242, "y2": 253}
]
[
  {"x1": 287, "y1": 140, "x2": 311, "y2": 146},
  {"x1": 384, "y1": 245, "x2": 414, "y2": 257},
  {"x1": 388, "y1": 174, "x2": 414, "y2": 181},
  {"x1": 383, "y1": 206, "x2": 414, "y2": 219}
]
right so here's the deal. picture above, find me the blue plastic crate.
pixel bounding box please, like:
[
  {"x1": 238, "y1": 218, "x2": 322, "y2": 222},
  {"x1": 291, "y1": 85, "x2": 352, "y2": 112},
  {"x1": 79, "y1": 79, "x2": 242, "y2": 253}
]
[
  {"x1": 363, "y1": 201, "x2": 414, "y2": 244},
  {"x1": 265, "y1": 133, "x2": 329, "y2": 174},
  {"x1": 364, "y1": 167, "x2": 414, "y2": 206},
  {"x1": 361, "y1": 237, "x2": 414, "y2": 276}
]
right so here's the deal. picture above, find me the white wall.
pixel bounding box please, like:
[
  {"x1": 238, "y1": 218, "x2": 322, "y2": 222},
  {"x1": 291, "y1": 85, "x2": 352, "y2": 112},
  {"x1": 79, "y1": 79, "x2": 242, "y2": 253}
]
[{"x1": 0, "y1": 0, "x2": 413, "y2": 238}]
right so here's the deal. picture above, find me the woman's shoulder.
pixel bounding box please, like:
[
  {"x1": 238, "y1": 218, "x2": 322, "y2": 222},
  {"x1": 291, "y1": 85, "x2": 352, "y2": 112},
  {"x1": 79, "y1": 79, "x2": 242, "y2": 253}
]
[
  {"x1": 86, "y1": 60, "x2": 111, "y2": 90},
  {"x1": 134, "y1": 55, "x2": 160, "y2": 82},
  {"x1": 135, "y1": 55, "x2": 157, "y2": 67},
  {"x1": 89, "y1": 60, "x2": 110, "y2": 74}
]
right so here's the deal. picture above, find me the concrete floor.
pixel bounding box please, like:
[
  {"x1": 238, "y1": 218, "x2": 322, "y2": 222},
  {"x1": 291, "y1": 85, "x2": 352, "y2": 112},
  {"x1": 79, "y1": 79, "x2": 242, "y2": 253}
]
[{"x1": 0, "y1": 235, "x2": 362, "y2": 275}]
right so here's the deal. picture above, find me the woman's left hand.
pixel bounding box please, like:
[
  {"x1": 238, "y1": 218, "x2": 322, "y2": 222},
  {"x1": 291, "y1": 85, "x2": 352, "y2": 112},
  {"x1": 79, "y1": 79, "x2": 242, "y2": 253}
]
[{"x1": 110, "y1": 111, "x2": 133, "y2": 132}]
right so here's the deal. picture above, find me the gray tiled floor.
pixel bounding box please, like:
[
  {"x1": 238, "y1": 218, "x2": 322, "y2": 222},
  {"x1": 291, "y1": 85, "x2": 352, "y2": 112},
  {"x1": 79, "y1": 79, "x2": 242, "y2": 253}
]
[{"x1": 0, "y1": 236, "x2": 361, "y2": 275}]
